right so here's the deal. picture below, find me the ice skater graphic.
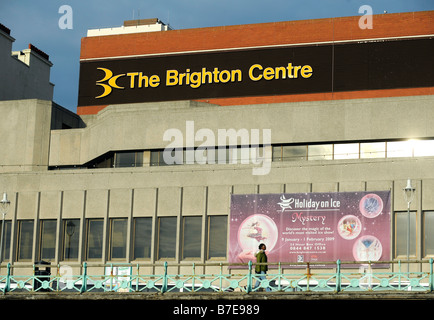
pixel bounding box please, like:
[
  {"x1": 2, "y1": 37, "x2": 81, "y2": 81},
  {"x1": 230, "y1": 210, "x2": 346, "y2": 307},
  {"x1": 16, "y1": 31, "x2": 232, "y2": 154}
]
[{"x1": 246, "y1": 222, "x2": 267, "y2": 242}]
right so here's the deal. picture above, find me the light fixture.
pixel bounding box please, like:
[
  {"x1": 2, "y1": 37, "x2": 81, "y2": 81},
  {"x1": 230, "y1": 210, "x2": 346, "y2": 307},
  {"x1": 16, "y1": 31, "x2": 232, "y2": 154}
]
[
  {"x1": 403, "y1": 179, "x2": 416, "y2": 206},
  {"x1": 0, "y1": 193, "x2": 10, "y2": 214},
  {"x1": 402, "y1": 179, "x2": 416, "y2": 272}
]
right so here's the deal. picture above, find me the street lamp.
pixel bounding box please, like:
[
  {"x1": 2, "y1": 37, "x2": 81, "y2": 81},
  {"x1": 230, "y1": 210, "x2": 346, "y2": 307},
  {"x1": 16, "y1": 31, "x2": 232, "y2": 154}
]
[
  {"x1": 66, "y1": 220, "x2": 76, "y2": 260},
  {"x1": 403, "y1": 179, "x2": 416, "y2": 272},
  {"x1": 0, "y1": 192, "x2": 11, "y2": 264}
]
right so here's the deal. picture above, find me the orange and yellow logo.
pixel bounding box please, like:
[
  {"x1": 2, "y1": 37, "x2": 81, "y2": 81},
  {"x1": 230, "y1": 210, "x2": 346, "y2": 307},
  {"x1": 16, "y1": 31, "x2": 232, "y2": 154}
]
[{"x1": 95, "y1": 68, "x2": 125, "y2": 98}]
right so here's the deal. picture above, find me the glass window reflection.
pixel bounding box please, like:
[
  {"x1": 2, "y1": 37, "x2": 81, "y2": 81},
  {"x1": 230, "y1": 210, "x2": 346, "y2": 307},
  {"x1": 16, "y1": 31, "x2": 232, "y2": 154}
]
[
  {"x1": 334, "y1": 143, "x2": 359, "y2": 160},
  {"x1": 63, "y1": 219, "x2": 80, "y2": 261},
  {"x1": 387, "y1": 141, "x2": 413, "y2": 158},
  {"x1": 109, "y1": 218, "x2": 127, "y2": 260},
  {"x1": 361, "y1": 142, "x2": 386, "y2": 158},
  {"x1": 157, "y1": 217, "x2": 177, "y2": 259},
  {"x1": 207, "y1": 216, "x2": 227, "y2": 259},
  {"x1": 182, "y1": 217, "x2": 202, "y2": 259},
  {"x1": 133, "y1": 218, "x2": 152, "y2": 260},
  {"x1": 308, "y1": 145, "x2": 333, "y2": 160}
]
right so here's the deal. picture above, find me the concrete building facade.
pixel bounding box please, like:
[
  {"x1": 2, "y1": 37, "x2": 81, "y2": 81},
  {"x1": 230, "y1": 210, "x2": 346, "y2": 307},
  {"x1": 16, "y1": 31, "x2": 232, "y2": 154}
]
[
  {"x1": 0, "y1": 12, "x2": 433, "y2": 277},
  {"x1": 0, "y1": 24, "x2": 54, "y2": 102}
]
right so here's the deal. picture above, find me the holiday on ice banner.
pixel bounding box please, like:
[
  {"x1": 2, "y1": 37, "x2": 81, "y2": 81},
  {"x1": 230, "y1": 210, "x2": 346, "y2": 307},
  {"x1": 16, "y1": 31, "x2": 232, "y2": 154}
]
[{"x1": 229, "y1": 191, "x2": 391, "y2": 266}]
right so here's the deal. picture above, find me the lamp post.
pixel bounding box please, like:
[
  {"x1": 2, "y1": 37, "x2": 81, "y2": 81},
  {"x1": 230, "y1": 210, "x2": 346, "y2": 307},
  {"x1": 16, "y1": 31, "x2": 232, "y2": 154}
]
[
  {"x1": 66, "y1": 220, "x2": 76, "y2": 260},
  {"x1": 403, "y1": 179, "x2": 416, "y2": 272},
  {"x1": 0, "y1": 192, "x2": 11, "y2": 264}
]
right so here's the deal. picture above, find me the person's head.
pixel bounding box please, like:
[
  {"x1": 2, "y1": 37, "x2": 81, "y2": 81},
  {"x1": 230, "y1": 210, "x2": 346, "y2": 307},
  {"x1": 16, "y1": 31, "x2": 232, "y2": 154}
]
[{"x1": 259, "y1": 243, "x2": 266, "y2": 250}]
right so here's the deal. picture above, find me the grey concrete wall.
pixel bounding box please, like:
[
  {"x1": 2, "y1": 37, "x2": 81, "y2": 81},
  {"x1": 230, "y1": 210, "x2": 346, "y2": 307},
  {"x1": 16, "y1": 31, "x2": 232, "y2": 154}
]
[
  {"x1": 0, "y1": 30, "x2": 54, "y2": 101},
  {"x1": 1, "y1": 162, "x2": 434, "y2": 274},
  {"x1": 0, "y1": 99, "x2": 52, "y2": 172},
  {"x1": 1, "y1": 95, "x2": 434, "y2": 277},
  {"x1": 49, "y1": 95, "x2": 434, "y2": 166}
]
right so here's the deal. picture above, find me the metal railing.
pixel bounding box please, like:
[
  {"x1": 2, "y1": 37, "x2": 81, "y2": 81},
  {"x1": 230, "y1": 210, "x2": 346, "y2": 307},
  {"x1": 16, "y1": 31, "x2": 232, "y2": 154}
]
[{"x1": 0, "y1": 259, "x2": 433, "y2": 294}]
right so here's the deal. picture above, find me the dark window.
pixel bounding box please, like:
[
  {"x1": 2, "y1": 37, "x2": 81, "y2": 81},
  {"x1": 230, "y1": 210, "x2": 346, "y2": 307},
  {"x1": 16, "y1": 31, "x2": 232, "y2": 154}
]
[
  {"x1": 0, "y1": 220, "x2": 11, "y2": 260},
  {"x1": 109, "y1": 218, "x2": 128, "y2": 260},
  {"x1": 62, "y1": 219, "x2": 80, "y2": 261},
  {"x1": 17, "y1": 220, "x2": 34, "y2": 261},
  {"x1": 39, "y1": 220, "x2": 57, "y2": 261},
  {"x1": 86, "y1": 219, "x2": 104, "y2": 260},
  {"x1": 157, "y1": 217, "x2": 177, "y2": 259},
  {"x1": 133, "y1": 217, "x2": 152, "y2": 260},
  {"x1": 207, "y1": 216, "x2": 227, "y2": 259},
  {"x1": 182, "y1": 217, "x2": 202, "y2": 259}
]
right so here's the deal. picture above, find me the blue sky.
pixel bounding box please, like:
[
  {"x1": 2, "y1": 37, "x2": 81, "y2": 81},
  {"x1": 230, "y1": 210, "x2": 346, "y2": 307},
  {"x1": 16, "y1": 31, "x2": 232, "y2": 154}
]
[{"x1": 0, "y1": 0, "x2": 433, "y2": 112}]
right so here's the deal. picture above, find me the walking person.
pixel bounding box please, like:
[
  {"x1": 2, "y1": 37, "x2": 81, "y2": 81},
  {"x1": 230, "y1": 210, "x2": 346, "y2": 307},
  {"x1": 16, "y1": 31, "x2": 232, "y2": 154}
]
[{"x1": 254, "y1": 243, "x2": 271, "y2": 292}]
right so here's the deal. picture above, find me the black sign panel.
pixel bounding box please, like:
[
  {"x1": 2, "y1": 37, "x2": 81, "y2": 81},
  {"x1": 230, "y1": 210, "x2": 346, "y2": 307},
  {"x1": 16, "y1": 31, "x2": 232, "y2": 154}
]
[{"x1": 78, "y1": 37, "x2": 433, "y2": 106}]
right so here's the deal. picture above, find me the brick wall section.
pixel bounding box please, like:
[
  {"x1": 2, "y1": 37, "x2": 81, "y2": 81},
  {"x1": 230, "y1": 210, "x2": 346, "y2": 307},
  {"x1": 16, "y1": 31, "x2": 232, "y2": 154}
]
[
  {"x1": 80, "y1": 11, "x2": 434, "y2": 60},
  {"x1": 77, "y1": 87, "x2": 434, "y2": 114},
  {"x1": 196, "y1": 87, "x2": 434, "y2": 107}
]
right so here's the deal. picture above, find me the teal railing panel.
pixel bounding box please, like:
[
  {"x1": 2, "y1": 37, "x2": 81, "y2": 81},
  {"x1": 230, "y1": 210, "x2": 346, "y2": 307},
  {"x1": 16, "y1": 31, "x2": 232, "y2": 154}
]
[{"x1": 0, "y1": 259, "x2": 433, "y2": 294}]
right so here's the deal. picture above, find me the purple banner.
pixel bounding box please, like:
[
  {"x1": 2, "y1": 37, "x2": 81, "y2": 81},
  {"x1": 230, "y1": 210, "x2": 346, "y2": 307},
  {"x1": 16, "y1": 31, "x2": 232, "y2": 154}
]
[{"x1": 229, "y1": 191, "x2": 391, "y2": 265}]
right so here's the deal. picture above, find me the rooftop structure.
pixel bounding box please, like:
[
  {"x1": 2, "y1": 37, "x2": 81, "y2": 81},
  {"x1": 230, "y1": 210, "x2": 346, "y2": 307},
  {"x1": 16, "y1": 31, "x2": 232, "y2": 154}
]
[{"x1": 0, "y1": 24, "x2": 54, "y2": 101}]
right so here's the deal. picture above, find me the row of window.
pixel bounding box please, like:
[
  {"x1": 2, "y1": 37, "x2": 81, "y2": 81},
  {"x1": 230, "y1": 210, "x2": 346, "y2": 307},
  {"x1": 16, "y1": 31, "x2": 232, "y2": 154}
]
[
  {"x1": 0, "y1": 216, "x2": 228, "y2": 262},
  {"x1": 75, "y1": 139, "x2": 434, "y2": 169},
  {"x1": 395, "y1": 211, "x2": 434, "y2": 258},
  {"x1": 2, "y1": 211, "x2": 432, "y2": 262},
  {"x1": 273, "y1": 139, "x2": 434, "y2": 161},
  {"x1": 396, "y1": 211, "x2": 433, "y2": 258}
]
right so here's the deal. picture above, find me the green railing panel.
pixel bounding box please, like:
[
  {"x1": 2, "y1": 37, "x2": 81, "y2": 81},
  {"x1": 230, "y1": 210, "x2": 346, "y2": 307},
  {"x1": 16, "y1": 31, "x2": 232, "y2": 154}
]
[{"x1": 0, "y1": 259, "x2": 433, "y2": 294}]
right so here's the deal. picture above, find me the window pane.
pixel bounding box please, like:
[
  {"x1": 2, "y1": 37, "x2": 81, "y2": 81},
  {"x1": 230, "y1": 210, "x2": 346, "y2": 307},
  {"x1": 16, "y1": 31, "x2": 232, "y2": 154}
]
[
  {"x1": 272, "y1": 146, "x2": 282, "y2": 161},
  {"x1": 93, "y1": 154, "x2": 114, "y2": 168},
  {"x1": 0, "y1": 221, "x2": 11, "y2": 260},
  {"x1": 183, "y1": 148, "x2": 193, "y2": 165},
  {"x1": 17, "y1": 220, "x2": 34, "y2": 261},
  {"x1": 40, "y1": 220, "x2": 57, "y2": 261},
  {"x1": 308, "y1": 145, "x2": 333, "y2": 160},
  {"x1": 387, "y1": 141, "x2": 413, "y2": 158},
  {"x1": 182, "y1": 217, "x2": 202, "y2": 259},
  {"x1": 115, "y1": 152, "x2": 136, "y2": 167},
  {"x1": 423, "y1": 211, "x2": 434, "y2": 257},
  {"x1": 158, "y1": 217, "x2": 177, "y2": 259},
  {"x1": 282, "y1": 145, "x2": 307, "y2": 161},
  {"x1": 135, "y1": 152, "x2": 144, "y2": 167},
  {"x1": 360, "y1": 142, "x2": 386, "y2": 158},
  {"x1": 250, "y1": 146, "x2": 267, "y2": 165},
  {"x1": 150, "y1": 151, "x2": 160, "y2": 166},
  {"x1": 109, "y1": 218, "x2": 127, "y2": 260},
  {"x1": 413, "y1": 140, "x2": 434, "y2": 157},
  {"x1": 395, "y1": 211, "x2": 416, "y2": 257},
  {"x1": 208, "y1": 216, "x2": 227, "y2": 259},
  {"x1": 86, "y1": 219, "x2": 104, "y2": 260},
  {"x1": 216, "y1": 147, "x2": 229, "y2": 164},
  {"x1": 63, "y1": 219, "x2": 80, "y2": 261},
  {"x1": 334, "y1": 143, "x2": 359, "y2": 159},
  {"x1": 133, "y1": 218, "x2": 152, "y2": 259},
  {"x1": 233, "y1": 146, "x2": 251, "y2": 164},
  {"x1": 228, "y1": 146, "x2": 238, "y2": 164},
  {"x1": 160, "y1": 149, "x2": 183, "y2": 166}
]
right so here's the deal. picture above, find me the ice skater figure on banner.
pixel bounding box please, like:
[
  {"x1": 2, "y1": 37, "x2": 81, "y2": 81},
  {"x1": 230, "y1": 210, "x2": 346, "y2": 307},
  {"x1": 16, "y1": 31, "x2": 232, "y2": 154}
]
[
  {"x1": 247, "y1": 221, "x2": 267, "y2": 242},
  {"x1": 344, "y1": 219, "x2": 357, "y2": 235},
  {"x1": 236, "y1": 214, "x2": 278, "y2": 263}
]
